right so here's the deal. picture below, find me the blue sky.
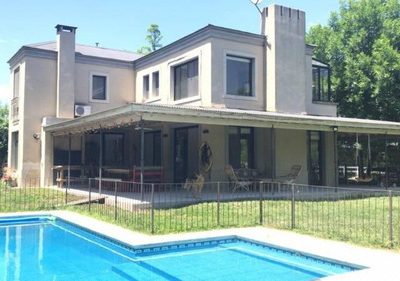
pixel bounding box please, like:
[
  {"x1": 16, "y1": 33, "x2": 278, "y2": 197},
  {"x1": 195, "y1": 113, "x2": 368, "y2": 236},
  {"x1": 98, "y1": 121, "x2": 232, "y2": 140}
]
[{"x1": 0, "y1": 0, "x2": 340, "y2": 103}]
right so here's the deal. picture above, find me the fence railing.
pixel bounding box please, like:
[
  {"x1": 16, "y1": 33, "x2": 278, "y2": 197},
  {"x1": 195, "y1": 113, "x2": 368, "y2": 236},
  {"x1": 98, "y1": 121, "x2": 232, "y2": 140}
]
[{"x1": 0, "y1": 178, "x2": 399, "y2": 249}]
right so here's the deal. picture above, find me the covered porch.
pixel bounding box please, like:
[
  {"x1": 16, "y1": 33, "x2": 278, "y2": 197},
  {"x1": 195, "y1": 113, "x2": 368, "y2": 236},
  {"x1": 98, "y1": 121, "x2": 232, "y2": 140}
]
[{"x1": 41, "y1": 103, "x2": 400, "y2": 189}]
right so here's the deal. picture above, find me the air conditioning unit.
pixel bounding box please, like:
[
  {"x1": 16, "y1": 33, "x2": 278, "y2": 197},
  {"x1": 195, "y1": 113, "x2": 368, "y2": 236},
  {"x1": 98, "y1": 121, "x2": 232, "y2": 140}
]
[{"x1": 74, "y1": 105, "x2": 91, "y2": 117}]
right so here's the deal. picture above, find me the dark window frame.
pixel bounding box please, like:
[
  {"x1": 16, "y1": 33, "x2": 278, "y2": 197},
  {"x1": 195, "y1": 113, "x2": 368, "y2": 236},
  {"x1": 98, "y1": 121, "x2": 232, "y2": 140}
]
[
  {"x1": 152, "y1": 71, "x2": 159, "y2": 97},
  {"x1": 103, "y1": 133, "x2": 124, "y2": 166},
  {"x1": 91, "y1": 75, "x2": 107, "y2": 101},
  {"x1": 226, "y1": 54, "x2": 254, "y2": 97},
  {"x1": 143, "y1": 75, "x2": 150, "y2": 100},
  {"x1": 312, "y1": 65, "x2": 331, "y2": 102},
  {"x1": 173, "y1": 58, "x2": 199, "y2": 101},
  {"x1": 13, "y1": 67, "x2": 20, "y2": 98},
  {"x1": 144, "y1": 130, "x2": 162, "y2": 167},
  {"x1": 228, "y1": 126, "x2": 255, "y2": 169}
]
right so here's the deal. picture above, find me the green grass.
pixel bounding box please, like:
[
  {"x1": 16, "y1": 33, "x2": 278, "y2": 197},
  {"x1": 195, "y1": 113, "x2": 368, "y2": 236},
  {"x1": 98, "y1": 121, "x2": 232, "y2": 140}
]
[
  {"x1": 0, "y1": 187, "x2": 83, "y2": 212},
  {"x1": 67, "y1": 196, "x2": 400, "y2": 249}
]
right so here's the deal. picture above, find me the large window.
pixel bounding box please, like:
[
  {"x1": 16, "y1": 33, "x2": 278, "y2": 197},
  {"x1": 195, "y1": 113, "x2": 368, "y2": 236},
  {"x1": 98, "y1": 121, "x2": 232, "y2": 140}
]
[
  {"x1": 103, "y1": 133, "x2": 124, "y2": 166},
  {"x1": 144, "y1": 131, "x2": 161, "y2": 166},
  {"x1": 174, "y1": 58, "x2": 198, "y2": 100},
  {"x1": 143, "y1": 75, "x2": 150, "y2": 100},
  {"x1": 13, "y1": 67, "x2": 20, "y2": 98},
  {"x1": 152, "y1": 71, "x2": 159, "y2": 98},
  {"x1": 228, "y1": 127, "x2": 254, "y2": 168},
  {"x1": 92, "y1": 75, "x2": 107, "y2": 101},
  {"x1": 312, "y1": 65, "x2": 330, "y2": 102},
  {"x1": 226, "y1": 55, "x2": 253, "y2": 96}
]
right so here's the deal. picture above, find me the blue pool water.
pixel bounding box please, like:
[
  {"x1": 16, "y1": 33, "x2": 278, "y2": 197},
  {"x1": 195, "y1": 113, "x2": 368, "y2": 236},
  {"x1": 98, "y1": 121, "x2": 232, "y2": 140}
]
[{"x1": 0, "y1": 216, "x2": 359, "y2": 281}]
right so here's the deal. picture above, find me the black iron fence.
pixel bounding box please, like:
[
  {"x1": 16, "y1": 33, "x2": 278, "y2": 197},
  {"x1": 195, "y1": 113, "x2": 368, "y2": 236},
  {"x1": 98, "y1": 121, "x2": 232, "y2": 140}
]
[{"x1": 0, "y1": 178, "x2": 399, "y2": 249}]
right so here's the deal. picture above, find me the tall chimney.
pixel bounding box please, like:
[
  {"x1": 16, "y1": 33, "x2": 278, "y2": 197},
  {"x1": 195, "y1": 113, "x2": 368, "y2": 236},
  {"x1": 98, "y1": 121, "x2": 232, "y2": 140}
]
[
  {"x1": 263, "y1": 5, "x2": 307, "y2": 114},
  {"x1": 55, "y1": 24, "x2": 77, "y2": 118}
]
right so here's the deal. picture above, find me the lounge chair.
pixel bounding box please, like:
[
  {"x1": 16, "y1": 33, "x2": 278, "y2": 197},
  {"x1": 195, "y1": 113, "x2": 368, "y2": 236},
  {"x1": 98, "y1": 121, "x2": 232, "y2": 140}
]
[
  {"x1": 276, "y1": 165, "x2": 302, "y2": 184},
  {"x1": 224, "y1": 165, "x2": 252, "y2": 192}
]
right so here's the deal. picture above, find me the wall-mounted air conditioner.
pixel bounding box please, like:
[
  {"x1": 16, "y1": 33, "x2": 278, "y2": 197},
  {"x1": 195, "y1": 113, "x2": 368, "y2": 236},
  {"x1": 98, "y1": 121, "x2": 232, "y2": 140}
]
[{"x1": 74, "y1": 105, "x2": 91, "y2": 117}]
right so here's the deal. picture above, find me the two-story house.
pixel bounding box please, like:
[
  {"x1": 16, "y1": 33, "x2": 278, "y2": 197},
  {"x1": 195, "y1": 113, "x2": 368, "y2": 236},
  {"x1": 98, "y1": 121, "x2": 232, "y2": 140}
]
[{"x1": 7, "y1": 4, "x2": 400, "y2": 187}]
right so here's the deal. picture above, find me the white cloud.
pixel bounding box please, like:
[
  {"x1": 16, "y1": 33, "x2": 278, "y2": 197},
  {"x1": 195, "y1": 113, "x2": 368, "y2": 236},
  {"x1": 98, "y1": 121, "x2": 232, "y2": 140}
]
[{"x1": 0, "y1": 84, "x2": 11, "y2": 105}]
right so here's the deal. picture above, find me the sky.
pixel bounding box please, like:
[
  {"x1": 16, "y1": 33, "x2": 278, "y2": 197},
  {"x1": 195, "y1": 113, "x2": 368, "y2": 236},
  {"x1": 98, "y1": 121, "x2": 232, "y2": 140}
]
[{"x1": 0, "y1": 0, "x2": 340, "y2": 104}]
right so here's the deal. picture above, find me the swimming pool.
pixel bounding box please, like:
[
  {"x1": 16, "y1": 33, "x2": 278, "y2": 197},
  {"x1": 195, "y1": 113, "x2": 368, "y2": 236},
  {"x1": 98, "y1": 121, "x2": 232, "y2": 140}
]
[{"x1": 0, "y1": 215, "x2": 360, "y2": 280}]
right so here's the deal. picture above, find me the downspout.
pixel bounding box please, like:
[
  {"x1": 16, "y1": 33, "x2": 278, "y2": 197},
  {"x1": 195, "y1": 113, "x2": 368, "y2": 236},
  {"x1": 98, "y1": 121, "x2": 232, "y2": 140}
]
[{"x1": 261, "y1": 8, "x2": 268, "y2": 111}]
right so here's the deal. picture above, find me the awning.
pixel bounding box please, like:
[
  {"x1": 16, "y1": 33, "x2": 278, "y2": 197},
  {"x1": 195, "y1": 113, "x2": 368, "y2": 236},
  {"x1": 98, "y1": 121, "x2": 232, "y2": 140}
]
[{"x1": 44, "y1": 103, "x2": 400, "y2": 135}]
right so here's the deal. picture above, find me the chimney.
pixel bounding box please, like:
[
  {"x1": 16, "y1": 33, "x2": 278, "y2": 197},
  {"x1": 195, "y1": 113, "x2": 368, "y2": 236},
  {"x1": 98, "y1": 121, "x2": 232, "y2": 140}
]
[
  {"x1": 55, "y1": 24, "x2": 77, "y2": 118},
  {"x1": 263, "y1": 5, "x2": 307, "y2": 114}
]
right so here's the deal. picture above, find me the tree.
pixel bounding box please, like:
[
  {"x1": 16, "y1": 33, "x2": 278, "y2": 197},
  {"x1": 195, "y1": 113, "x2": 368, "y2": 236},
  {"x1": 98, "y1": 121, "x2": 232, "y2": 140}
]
[
  {"x1": 0, "y1": 104, "x2": 8, "y2": 167},
  {"x1": 137, "y1": 24, "x2": 163, "y2": 54},
  {"x1": 307, "y1": 0, "x2": 400, "y2": 121}
]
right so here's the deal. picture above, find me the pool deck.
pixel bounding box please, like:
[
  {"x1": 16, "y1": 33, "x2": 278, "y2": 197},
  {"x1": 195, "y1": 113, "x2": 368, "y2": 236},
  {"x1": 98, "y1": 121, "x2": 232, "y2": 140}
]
[{"x1": 1, "y1": 210, "x2": 400, "y2": 280}]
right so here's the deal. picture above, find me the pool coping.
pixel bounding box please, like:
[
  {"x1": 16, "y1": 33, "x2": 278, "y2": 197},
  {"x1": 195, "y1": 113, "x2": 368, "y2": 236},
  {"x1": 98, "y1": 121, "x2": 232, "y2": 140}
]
[{"x1": 1, "y1": 210, "x2": 400, "y2": 280}]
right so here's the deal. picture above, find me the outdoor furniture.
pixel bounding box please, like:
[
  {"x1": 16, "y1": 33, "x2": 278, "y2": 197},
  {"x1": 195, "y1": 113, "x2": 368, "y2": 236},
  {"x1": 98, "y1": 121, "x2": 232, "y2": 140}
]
[
  {"x1": 132, "y1": 166, "x2": 163, "y2": 183},
  {"x1": 224, "y1": 165, "x2": 251, "y2": 192},
  {"x1": 276, "y1": 165, "x2": 302, "y2": 184}
]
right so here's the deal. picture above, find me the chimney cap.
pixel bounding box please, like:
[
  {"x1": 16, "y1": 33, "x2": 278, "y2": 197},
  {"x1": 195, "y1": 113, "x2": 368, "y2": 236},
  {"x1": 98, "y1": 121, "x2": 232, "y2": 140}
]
[{"x1": 55, "y1": 24, "x2": 77, "y2": 34}]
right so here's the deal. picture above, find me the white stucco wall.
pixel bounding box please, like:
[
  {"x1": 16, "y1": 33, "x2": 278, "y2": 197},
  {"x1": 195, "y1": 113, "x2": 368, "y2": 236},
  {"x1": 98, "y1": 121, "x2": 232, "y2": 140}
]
[{"x1": 135, "y1": 41, "x2": 212, "y2": 107}]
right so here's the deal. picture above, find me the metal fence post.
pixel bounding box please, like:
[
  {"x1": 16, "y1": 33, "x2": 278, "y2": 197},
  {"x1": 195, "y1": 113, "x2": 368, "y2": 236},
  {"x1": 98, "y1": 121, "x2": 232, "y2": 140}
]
[
  {"x1": 259, "y1": 182, "x2": 263, "y2": 225},
  {"x1": 88, "y1": 178, "x2": 92, "y2": 212},
  {"x1": 291, "y1": 184, "x2": 295, "y2": 229},
  {"x1": 388, "y1": 190, "x2": 393, "y2": 248},
  {"x1": 151, "y1": 184, "x2": 155, "y2": 234},
  {"x1": 217, "y1": 182, "x2": 220, "y2": 226},
  {"x1": 114, "y1": 181, "x2": 118, "y2": 221}
]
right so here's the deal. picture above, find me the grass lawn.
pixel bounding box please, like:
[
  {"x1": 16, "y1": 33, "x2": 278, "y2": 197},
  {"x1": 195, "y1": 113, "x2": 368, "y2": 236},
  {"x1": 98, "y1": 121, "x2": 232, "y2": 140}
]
[
  {"x1": 0, "y1": 187, "x2": 83, "y2": 212},
  {"x1": 67, "y1": 195, "x2": 400, "y2": 249}
]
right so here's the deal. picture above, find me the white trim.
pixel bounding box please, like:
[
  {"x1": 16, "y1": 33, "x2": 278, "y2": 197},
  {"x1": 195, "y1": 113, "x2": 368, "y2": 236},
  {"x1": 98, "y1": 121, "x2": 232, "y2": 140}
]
[
  {"x1": 144, "y1": 97, "x2": 162, "y2": 104},
  {"x1": 223, "y1": 50, "x2": 257, "y2": 100},
  {"x1": 89, "y1": 72, "x2": 110, "y2": 103},
  {"x1": 172, "y1": 95, "x2": 201, "y2": 105}
]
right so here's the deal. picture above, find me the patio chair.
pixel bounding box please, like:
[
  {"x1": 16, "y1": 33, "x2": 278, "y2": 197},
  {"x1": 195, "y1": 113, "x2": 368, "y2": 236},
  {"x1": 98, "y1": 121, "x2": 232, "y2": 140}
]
[
  {"x1": 224, "y1": 165, "x2": 251, "y2": 192},
  {"x1": 276, "y1": 165, "x2": 302, "y2": 184}
]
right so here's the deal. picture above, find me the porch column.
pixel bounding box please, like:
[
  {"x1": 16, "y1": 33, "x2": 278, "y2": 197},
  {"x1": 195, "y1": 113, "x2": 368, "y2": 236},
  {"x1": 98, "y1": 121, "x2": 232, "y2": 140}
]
[
  {"x1": 271, "y1": 126, "x2": 276, "y2": 180},
  {"x1": 99, "y1": 128, "x2": 103, "y2": 195},
  {"x1": 40, "y1": 129, "x2": 53, "y2": 187},
  {"x1": 385, "y1": 133, "x2": 388, "y2": 188},
  {"x1": 333, "y1": 127, "x2": 338, "y2": 186},
  {"x1": 67, "y1": 133, "x2": 71, "y2": 190},
  {"x1": 140, "y1": 120, "x2": 145, "y2": 199}
]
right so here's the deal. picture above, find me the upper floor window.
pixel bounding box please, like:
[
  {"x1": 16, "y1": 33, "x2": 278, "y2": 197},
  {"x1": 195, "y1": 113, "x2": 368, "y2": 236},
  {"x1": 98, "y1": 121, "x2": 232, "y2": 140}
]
[
  {"x1": 174, "y1": 58, "x2": 198, "y2": 100},
  {"x1": 143, "y1": 75, "x2": 150, "y2": 100},
  {"x1": 13, "y1": 67, "x2": 20, "y2": 98},
  {"x1": 226, "y1": 55, "x2": 253, "y2": 97},
  {"x1": 91, "y1": 75, "x2": 107, "y2": 101},
  {"x1": 152, "y1": 71, "x2": 159, "y2": 98},
  {"x1": 312, "y1": 65, "x2": 330, "y2": 102}
]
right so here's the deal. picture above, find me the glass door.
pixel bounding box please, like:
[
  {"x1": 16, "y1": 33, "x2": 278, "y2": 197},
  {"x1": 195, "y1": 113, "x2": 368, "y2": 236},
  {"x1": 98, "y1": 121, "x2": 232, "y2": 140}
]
[
  {"x1": 174, "y1": 126, "x2": 199, "y2": 182},
  {"x1": 308, "y1": 131, "x2": 323, "y2": 185}
]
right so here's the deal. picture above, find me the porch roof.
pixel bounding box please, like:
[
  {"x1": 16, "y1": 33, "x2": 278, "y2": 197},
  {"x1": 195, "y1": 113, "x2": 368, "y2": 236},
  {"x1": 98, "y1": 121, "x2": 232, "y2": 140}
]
[{"x1": 44, "y1": 103, "x2": 400, "y2": 135}]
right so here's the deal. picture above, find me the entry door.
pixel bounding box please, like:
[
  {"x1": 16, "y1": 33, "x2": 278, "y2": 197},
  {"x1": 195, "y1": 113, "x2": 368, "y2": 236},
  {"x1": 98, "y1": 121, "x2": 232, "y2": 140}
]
[
  {"x1": 174, "y1": 127, "x2": 199, "y2": 183},
  {"x1": 308, "y1": 131, "x2": 323, "y2": 185}
]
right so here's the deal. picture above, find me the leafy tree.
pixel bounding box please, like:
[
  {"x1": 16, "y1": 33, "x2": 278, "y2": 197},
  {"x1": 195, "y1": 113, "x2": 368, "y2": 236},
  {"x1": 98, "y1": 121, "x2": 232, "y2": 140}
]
[
  {"x1": 307, "y1": 0, "x2": 400, "y2": 121},
  {"x1": 0, "y1": 104, "x2": 8, "y2": 166},
  {"x1": 137, "y1": 24, "x2": 163, "y2": 54}
]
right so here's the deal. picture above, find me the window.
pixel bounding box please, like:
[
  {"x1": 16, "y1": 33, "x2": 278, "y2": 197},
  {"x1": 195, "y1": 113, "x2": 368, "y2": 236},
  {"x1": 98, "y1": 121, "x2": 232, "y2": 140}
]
[
  {"x1": 152, "y1": 71, "x2": 159, "y2": 97},
  {"x1": 312, "y1": 66, "x2": 330, "y2": 102},
  {"x1": 143, "y1": 75, "x2": 150, "y2": 100},
  {"x1": 226, "y1": 55, "x2": 253, "y2": 96},
  {"x1": 103, "y1": 133, "x2": 124, "y2": 166},
  {"x1": 144, "y1": 131, "x2": 161, "y2": 166},
  {"x1": 228, "y1": 127, "x2": 254, "y2": 168},
  {"x1": 92, "y1": 75, "x2": 107, "y2": 101},
  {"x1": 13, "y1": 67, "x2": 20, "y2": 98},
  {"x1": 174, "y1": 58, "x2": 198, "y2": 100}
]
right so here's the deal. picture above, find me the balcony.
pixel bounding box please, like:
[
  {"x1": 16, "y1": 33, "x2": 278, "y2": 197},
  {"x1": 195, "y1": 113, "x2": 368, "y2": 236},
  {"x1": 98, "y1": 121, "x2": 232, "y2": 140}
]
[{"x1": 11, "y1": 97, "x2": 19, "y2": 123}]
